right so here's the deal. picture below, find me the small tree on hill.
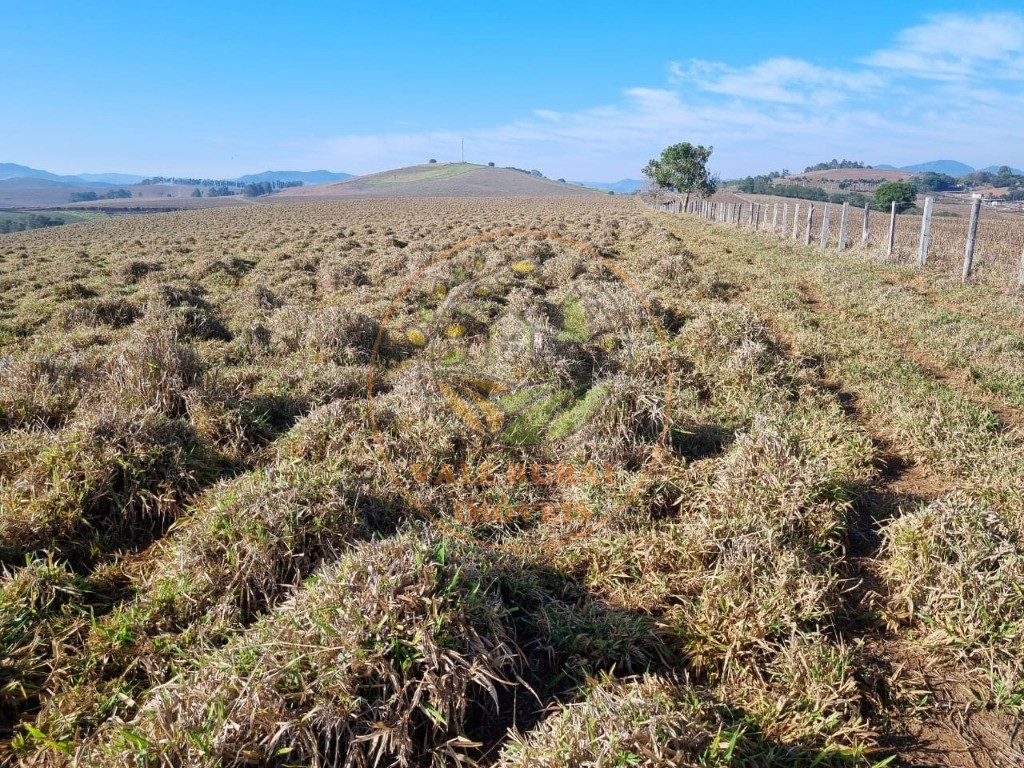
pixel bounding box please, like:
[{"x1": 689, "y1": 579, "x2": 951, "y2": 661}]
[
  {"x1": 874, "y1": 181, "x2": 915, "y2": 212},
  {"x1": 642, "y1": 142, "x2": 717, "y2": 197}
]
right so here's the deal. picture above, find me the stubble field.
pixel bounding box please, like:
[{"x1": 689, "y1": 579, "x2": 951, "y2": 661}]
[{"x1": 0, "y1": 197, "x2": 1022, "y2": 767}]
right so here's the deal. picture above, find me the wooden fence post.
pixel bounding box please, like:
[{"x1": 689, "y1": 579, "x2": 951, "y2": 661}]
[
  {"x1": 781, "y1": 204, "x2": 788, "y2": 239},
  {"x1": 820, "y1": 202, "x2": 831, "y2": 250},
  {"x1": 886, "y1": 201, "x2": 897, "y2": 258},
  {"x1": 918, "y1": 196, "x2": 934, "y2": 266},
  {"x1": 1017, "y1": 246, "x2": 1024, "y2": 291},
  {"x1": 838, "y1": 202, "x2": 849, "y2": 252},
  {"x1": 792, "y1": 204, "x2": 800, "y2": 240},
  {"x1": 962, "y1": 196, "x2": 982, "y2": 282},
  {"x1": 771, "y1": 204, "x2": 778, "y2": 235},
  {"x1": 804, "y1": 204, "x2": 814, "y2": 245},
  {"x1": 748, "y1": 202, "x2": 755, "y2": 227},
  {"x1": 862, "y1": 204, "x2": 870, "y2": 244}
]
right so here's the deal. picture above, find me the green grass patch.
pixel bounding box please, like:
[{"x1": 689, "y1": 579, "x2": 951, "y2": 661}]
[
  {"x1": 547, "y1": 385, "x2": 607, "y2": 441},
  {"x1": 500, "y1": 389, "x2": 573, "y2": 445},
  {"x1": 558, "y1": 295, "x2": 588, "y2": 341},
  {"x1": 364, "y1": 163, "x2": 482, "y2": 186}
]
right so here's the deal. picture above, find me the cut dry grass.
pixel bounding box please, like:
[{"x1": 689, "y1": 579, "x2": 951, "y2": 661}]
[
  {"x1": 498, "y1": 672, "x2": 873, "y2": 767},
  {"x1": 66, "y1": 535, "x2": 520, "y2": 768},
  {"x1": 652, "y1": 207, "x2": 1024, "y2": 730},
  {"x1": 881, "y1": 492, "x2": 1024, "y2": 708},
  {"x1": 1, "y1": 196, "x2": 1021, "y2": 766}
]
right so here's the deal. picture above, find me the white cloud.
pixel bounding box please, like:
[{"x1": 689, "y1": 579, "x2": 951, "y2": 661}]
[{"x1": 862, "y1": 12, "x2": 1024, "y2": 80}]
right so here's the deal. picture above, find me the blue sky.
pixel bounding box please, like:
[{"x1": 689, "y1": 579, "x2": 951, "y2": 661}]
[{"x1": 3, "y1": 1, "x2": 1022, "y2": 180}]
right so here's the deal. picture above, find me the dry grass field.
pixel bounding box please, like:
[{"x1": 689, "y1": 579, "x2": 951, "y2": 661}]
[{"x1": 0, "y1": 196, "x2": 1022, "y2": 766}]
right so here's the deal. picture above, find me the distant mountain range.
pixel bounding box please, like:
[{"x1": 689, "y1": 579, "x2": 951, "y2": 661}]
[
  {"x1": 0, "y1": 163, "x2": 354, "y2": 187},
  {"x1": 0, "y1": 163, "x2": 128, "y2": 187},
  {"x1": 235, "y1": 170, "x2": 354, "y2": 184},
  {"x1": 873, "y1": 160, "x2": 1022, "y2": 176},
  {"x1": 572, "y1": 179, "x2": 644, "y2": 193}
]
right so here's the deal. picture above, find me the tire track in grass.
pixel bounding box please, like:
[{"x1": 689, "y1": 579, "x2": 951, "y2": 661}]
[
  {"x1": 879, "y1": 271, "x2": 1024, "y2": 338},
  {"x1": 774, "y1": 312, "x2": 1019, "y2": 768},
  {"x1": 646, "y1": 210, "x2": 1024, "y2": 768},
  {"x1": 797, "y1": 279, "x2": 1024, "y2": 433}
]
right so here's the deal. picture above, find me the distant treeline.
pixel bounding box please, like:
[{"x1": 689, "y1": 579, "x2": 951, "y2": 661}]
[
  {"x1": 0, "y1": 214, "x2": 66, "y2": 233},
  {"x1": 141, "y1": 177, "x2": 245, "y2": 187},
  {"x1": 803, "y1": 159, "x2": 871, "y2": 172},
  {"x1": 506, "y1": 167, "x2": 546, "y2": 177},
  {"x1": 733, "y1": 167, "x2": 1018, "y2": 204},
  {"x1": 192, "y1": 180, "x2": 303, "y2": 198},
  {"x1": 139, "y1": 177, "x2": 305, "y2": 190},
  {"x1": 69, "y1": 189, "x2": 133, "y2": 203},
  {"x1": 734, "y1": 176, "x2": 870, "y2": 206},
  {"x1": 241, "y1": 181, "x2": 302, "y2": 196}
]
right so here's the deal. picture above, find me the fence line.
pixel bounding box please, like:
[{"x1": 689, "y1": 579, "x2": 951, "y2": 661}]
[{"x1": 643, "y1": 193, "x2": 1024, "y2": 288}]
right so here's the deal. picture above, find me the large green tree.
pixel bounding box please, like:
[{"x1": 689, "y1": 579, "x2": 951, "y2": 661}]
[
  {"x1": 642, "y1": 142, "x2": 717, "y2": 196},
  {"x1": 874, "y1": 181, "x2": 915, "y2": 212}
]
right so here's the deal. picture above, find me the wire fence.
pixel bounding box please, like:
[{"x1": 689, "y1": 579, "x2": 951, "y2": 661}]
[{"x1": 645, "y1": 194, "x2": 1024, "y2": 290}]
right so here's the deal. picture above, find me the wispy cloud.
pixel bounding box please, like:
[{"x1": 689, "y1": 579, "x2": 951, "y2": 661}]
[
  {"x1": 862, "y1": 12, "x2": 1024, "y2": 80},
  {"x1": 316, "y1": 12, "x2": 1024, "y2": 179},
  {"x1": 669, "y1": 58, "x2": 885, "y2": 105}
]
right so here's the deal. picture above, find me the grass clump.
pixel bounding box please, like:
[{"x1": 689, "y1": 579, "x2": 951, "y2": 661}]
[
  {"x1": 0, "y1": 351, "x2": 84, "y2": 430},
  {"x1": 71, "y1": 535, "x2": 520, "y2": 768},
  {"x1": 0, "y1": 410, "x2": 220, "y2": 564},
  {"x1": 497, "y1": 672, "x2": 871, "y2": 767},
  {"x1": 880, "y1": 492, "x2": 1024, "y2": 708}
]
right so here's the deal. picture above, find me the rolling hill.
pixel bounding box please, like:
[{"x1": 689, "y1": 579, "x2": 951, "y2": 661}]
[
  {"x1": 979, "y1": 165, "x2": 1024, "y2": 176},
  {"x1": 0, "y1": 163, "x2": 72, "y2": 183},
  {"x1": 277, "y1": 163, "x2": 600, "y2": 199},
  {"x1": 872, "y1": 161, "x2": 1022, "y2": 176},
  {"x1": 0, "y1": 163, "x2": 356, "y2": 187},
  {"x1": 0, "y1": 178, "x2": 128, "y2": 207},
  {"x1": 899, "y1": 159, "x2": 975, "y2": 175},
  {"x1": 783, "y1": 168, "x2": 918, "y2": 192}
]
